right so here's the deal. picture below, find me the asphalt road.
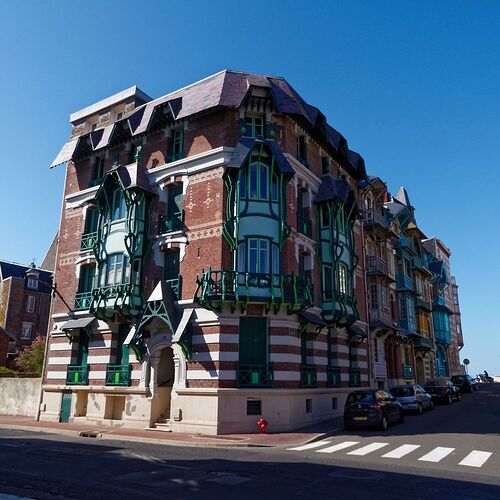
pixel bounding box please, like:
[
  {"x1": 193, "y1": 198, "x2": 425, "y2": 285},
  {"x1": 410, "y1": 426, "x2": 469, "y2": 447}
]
[{"x1": 0, "y1": 383, "x2": 499, "y2": 500}]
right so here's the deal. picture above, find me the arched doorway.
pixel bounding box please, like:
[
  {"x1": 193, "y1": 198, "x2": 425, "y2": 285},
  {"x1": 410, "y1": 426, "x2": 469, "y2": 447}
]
[
  {"x1": 157, "y1": 346, "x2": 175, "y2": 387},
  {"x1": 415, "y1": 356, "x2": 425, "y2": 385}
]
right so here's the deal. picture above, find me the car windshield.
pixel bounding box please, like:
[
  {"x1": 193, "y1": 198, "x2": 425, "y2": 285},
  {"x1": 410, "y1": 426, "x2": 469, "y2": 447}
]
[
  {"x1": 451, "y1": 376, "x2": 464, "y2": 382},
  {"x1": 390, "y1": 387, "x2": 414, "y2": 397},
  {"x1": 347, "y1": 392, "x2": 375, "y2": 404}
]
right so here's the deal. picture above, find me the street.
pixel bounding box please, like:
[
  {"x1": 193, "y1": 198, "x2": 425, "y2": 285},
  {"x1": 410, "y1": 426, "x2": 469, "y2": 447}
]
[{"x1": 1, "y1": 384, "x2": 499, "y2": 500}]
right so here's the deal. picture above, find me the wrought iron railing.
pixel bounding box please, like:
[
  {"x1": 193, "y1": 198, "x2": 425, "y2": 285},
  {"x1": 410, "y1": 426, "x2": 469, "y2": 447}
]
[
  {"x1": 74, "y1": 292, "x2": 93, "y2": 310},
  {"x1": 396, "y1": 274, "x2": 414, "y2": 292},
  {"x1": 416, "y1": 297, "x2": 432, "y2": 311},
  {"x1": 195, "y1": 269, "x2": 314, "y2": 309},
  {"x1": 412, "y1": 255, "x2": 425, "y2": 270},
  {"x1": 369, "y1": 308, "x2": 393, "y2": 326},
  {"x1": 327, "y1": 366, "x2": 341, "y2": 387},
  {"x1": 394, "y1": 235, "x2": 410, "y2": 249},
  {"x1": 297, "y1": 214, "x2": 313, "y2": 239},
  {"x1": 349, "y1": 367, "x2": 361, "y2": 387},
  {"x1": 367, "y1": 256, "x2": 393, "y2": 277},
  {"x1": 364, "y1": 209, "x2": 391, "y2": 230},
  {"x1": 80, "y1": 232, "x2": 98, "y2": 251},
  {"x1": 165, "y1": 276, "x2": 182, "y2": 300},
  {"x1": 105, "y1": 364, "x2": 131, "y2": 386},
  {"x1": 402, "y1": 364, "x2": 414, "y2": 380},
  {"x1": 237, "y1": 363, "x2": 274, "y2": 388},
  {"x1": 66, "y1": 365, "x2": 88, "y2": 386},
  {"x1": 90, "y1": 283, "x2": 142, "y2": 318},
  {"x1": 300, "y1": 364, "x2": 317, "y2": 388},
  {"x1": 158, "y1": 212, "x2": 183, "y2": 234},
  {"x1": 411, "y1": 334, "x2": 434, "y2": 350}
]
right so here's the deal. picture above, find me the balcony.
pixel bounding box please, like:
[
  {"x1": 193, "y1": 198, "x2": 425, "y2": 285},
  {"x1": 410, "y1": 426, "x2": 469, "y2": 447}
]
[
  {"x1": 416, "y1": 296, "x2": 432, "y2": 311},
  {"x1": 396, "y1": 274, "x2": 415, "y2": 292},
  {"x1": 369, "y1": 308, "x2": 393, "y2": 328},
  {"x1": 195, "y1": 269, "x2": 314, "y2": 313},
  {"x1": 327, "y1": 366, "x2": 341, "y2": 387},
  {"x1": 412, "y1": 255, "x2": 425, "y2": 270},
  {"x1": 165, "y1": 276, "x2": 182, "y2": 300},
  {"x1": 300, "y1": 364, "x2": 317, "y2": 388},
  {"x1": 364, "y1": 209, "x2": 391, "y2": 231},
  {"x1": 158, "y1": 212, "x2": 183, "y2": 234},
  {"x1": 402, "y1": 364, "x2": 414, "y2": 380},
  {"x1": 297, "y1": 214, "x2": 313, "y2": 239},
  {"x1": 66, "y1": 365, "x2": 88, "y2": 386},
  {"x1": 90, "y1": 283, "x2": 143, "y2": 319},
  {"x1": 374, "y1": 362, "x2": 388, "y2": 379},
  {"x1": 105, "y1": 364, "x2": 131, "y2": 386},
  {"x1": 74, "y1": 292, "x2": 93, "y2": 311},
  {"x1": 349, "y1": 367, "x2": 361, "y2": 387},
  {"x1": 237, "y1": 363, "x2": 274, "y2": 388},
  {"x1": 411, "y1": 334, "x2": 434, "y2": 351},
  {"x1": 434, "y1": 328, "x2": 452, "y2": 345},
  {"x1": 80, "y1": 232, "x2": 98, "y2": 251},
  {"x1": 393, "y1": 235, "x2": 410, "y2": 250},
  {"x1": 367, "y1": 256, "x2": 393, "y2": 279}
]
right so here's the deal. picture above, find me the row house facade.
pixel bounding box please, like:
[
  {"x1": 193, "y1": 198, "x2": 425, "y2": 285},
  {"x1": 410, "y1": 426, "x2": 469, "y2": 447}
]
[{"x1": 41, "y1": 70, "x2": 464, "y2": 434}]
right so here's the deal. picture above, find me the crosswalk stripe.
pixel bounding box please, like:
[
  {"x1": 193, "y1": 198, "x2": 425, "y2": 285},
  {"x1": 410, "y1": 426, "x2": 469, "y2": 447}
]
[
  {"x1": 287, "y1": 440, "x2": 332, "y2": 451},
  {"x1": 316, "y1": 441, "x2": 360, "y2": 454},
  {"x1": 382, "y1": 444, "x2": 421, "y2": 459},
  {"x1": 418, "y1": 447, "x2": 455, "y2": 462},
  {"x1": 346, "y1": 442, "x2": 389, "y2": 456},
  {"x1": 459, "y1": 451, "x2": 492, "y2": 468}
]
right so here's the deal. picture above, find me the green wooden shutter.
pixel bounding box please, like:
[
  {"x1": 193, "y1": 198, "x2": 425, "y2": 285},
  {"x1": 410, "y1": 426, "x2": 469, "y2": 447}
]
[
  {"x1": 79, "y1": 265, "x2": 95, "y2": 293},
  {"x1": 239, "y1": 317, "x2": 267, "y2": 365}
]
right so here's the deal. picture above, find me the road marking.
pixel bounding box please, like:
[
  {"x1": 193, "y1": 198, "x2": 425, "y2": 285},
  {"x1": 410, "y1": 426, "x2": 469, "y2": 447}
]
[
  {"x1": 287, "y1": 440, "x2": 332, "y2": 451},
  {"x1": 346, "y1": 442, "x2": 389, "y2": 456},
  {"x1": 316, "y1": 441, "x2": 360, "y2": 454},
  {"x1": 418, "y1": 447, "x2": 455, "y2": 462},
  {"x1": 458, "y1": 451, "x2": 492, "y2": 468},
  {"x1": 382, "y1": 444, "x2": 421, "y2": 459}
]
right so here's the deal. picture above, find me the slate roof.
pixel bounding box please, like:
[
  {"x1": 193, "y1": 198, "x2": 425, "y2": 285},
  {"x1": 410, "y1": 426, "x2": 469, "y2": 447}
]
[
  {"x1": 0, "y1": 260, "x2": 53, "y2": 294},
  {"x1": 52, "y1": 70, "x2": 367, "y2": 179},
  {"x1": 314, "y1": 175, "x2": 351, "y2": 204}
]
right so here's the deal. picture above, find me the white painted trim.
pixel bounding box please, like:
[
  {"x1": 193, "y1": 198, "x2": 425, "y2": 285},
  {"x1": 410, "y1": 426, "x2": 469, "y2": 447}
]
[
  {"x1": 47, "y1": 357, "x2": 71, "y2": 365},
  {"x1": 46, "y1": 371, "x2": 67, "y2": 380},
  {"x1": 49, "y1": 343, "x2": 72, "y2": 352},
  {"x1": 65, "y1": 186, "x2": 99, "y2": 209},
  {"x1": 192, "y1": 334, "x2": 239, "y2": 345},
  {"x1": 270, "y1": 353, "x2": 301, "y2": 363}
]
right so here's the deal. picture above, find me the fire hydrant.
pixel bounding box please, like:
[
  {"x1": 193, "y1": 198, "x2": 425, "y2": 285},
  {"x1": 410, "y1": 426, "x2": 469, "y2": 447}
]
[{"x1": 257, "y1": 417, "x2": 268, "y2": 433}]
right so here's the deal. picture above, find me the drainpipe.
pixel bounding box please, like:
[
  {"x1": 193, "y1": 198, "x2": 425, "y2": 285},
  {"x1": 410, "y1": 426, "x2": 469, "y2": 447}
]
[{"x1": 36, "y1": 163, "x2": 69, "y2": 421}]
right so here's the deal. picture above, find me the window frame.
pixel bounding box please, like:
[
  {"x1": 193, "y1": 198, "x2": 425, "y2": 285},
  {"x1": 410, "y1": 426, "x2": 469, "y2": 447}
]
[
  {"x1": 27, "y1": 277, "x2": 38, "y2": 290},
  {"x1": 244, "y1": 114, "x2": 265, "y2": 138},
  {"x1": 26, "y1": 295, "x2": 36, "y2": 313},
  {"x1": 21, "y1": 322, "x2": 33, "y2": 340},
  {"x1": 105, "y1": 254, "x2": 129, "y2": 286}
]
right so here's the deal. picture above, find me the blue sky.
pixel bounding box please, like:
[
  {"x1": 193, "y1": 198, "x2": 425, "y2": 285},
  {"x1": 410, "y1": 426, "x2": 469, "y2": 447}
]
[{"x1": 0, "y1": 1, "x2": 498, "y2": 375}]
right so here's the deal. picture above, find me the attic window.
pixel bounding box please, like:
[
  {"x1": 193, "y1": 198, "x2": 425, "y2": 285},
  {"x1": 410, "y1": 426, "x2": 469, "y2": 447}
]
[
  {"x1": 27, "y1": 277, "x2": 38, "y2": 290},
  {"x1": 321, "y1": 156, "x2": 331, "y2": 174},
  {"x1": 244, "y1": 115, "x2": 265, "y2": 138},
  {"x1": 297, "y1": 135, "x2": 307, "y2": 166}
]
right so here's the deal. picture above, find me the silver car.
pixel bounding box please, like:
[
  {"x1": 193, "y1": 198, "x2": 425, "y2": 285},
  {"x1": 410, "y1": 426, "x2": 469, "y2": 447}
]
[{"x1": 389, "y1": 385, "x2": 434, "y2": 414}]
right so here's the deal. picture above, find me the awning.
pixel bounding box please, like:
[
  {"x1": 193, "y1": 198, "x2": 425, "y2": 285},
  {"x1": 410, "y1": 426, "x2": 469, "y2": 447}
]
[
  {"x1": 90, "y1": 124, "x2": 114, "y2": 151},
  {"x1": 299, "y1": 310, "x2": 326, "y2": 327},
  {"x1": 60, "y1": 317, "x2": 95, "y2": 330},
  {"x1": 50, "y1": 138, "x2": 80, "y2": 168},
  {"x1": 172, "y1": 308, "x2": 194, "y2": 343},
  {"x1": 348, "y1": 322, "x2": 368, "y2": 339}
]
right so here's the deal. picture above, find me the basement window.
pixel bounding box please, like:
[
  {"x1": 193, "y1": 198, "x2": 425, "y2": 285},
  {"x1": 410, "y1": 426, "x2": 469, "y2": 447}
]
[{"x1": 247, "y1": 400, "x2": 262, "y2": 416}]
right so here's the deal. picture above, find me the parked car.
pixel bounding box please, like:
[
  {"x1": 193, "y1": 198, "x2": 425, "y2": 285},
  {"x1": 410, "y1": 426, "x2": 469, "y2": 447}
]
[
  {"x1": 344, "y1": 390, "x2": 404, "y2": 431},
  {"x1": 389, "y1": 384, "x2": 434, "y2": 414},
  {"x1": 424, "y1": 378, "x2": 462, "y2": 404},
  {"x1": 451, "y1": 374, "x2": 478, "y2": 393}
]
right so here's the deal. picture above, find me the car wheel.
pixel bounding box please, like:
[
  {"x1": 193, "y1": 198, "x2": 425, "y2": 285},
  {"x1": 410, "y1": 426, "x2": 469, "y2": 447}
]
[
  {"x1": 417, "y1": 404, "x2": 423, "y2": 415},
  {"x1": 447, "y1": 393, "x2": 453, "y2": 405},
  {"x1": 379, "y1": 415, "x2": 388, "y2": 431}
]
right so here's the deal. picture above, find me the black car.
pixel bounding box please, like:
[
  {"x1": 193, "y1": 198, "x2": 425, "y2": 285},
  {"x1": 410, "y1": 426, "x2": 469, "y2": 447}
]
[
  {"x1": 344, "y1": 390, "x2": 404, "y2": 431},
  {"x1": 424, "y1": 378, "x2": 462, "y2": 404},
  {"x1": 451, "y1": 374, "x2": 478, "y2": 393}
]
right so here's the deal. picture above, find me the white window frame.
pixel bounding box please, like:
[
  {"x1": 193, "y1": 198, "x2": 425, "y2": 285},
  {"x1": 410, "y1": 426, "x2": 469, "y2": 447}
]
[
  {"x1": 21, "y1": 322, "x2": 33, "y2": 340},
  {"x1": 26, "y1": 295, "x2": 36, "y2": 313},
  {"x1": 27, "y1": 277, "x2": 38, "y2": 289}
]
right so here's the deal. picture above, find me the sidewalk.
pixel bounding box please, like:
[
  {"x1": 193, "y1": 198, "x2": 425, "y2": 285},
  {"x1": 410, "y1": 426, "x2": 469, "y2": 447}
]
[{"x1": 0, "y1": 415, "x2": 343, "y2": 449}]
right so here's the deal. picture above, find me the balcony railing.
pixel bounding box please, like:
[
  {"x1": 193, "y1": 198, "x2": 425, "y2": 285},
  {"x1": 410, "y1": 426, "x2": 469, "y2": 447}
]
[
  {"x1": 237, "y1": 363, "x2": 274, "y2": 388},
  {"x1": 367, "y1": 256, "x2": 393, "y2": 278},
  {"x1": 402, "y1": 364, "x2": 414, "y2": 380},
  {"x1": 74, "y1": 291, "x2": 93, "y2": 311},
  {"x1": 364, "y1": 209, "x2": 391, "y2": 230},
  {"x1": 416, "y1": 297, "x2": 432, "y2": 311},
  {"x1": 80, "y1": 232, "x2": 98, "y2": 251},
  {"x1": 369, "y1": 308, "x2": 393, "y2": 327},
  {"x1": 394, "y1": 235, "x2": 410, "y2": 249},
  {"x1": 374, "y1": 362, "x2": 388, "y2": 379},
  {"x1": 300, "y1": 364, "x2": 317, "y2": 388},
  {"x1": 105, "y1": 364, "x2": 131, "y2": 386},
  {"x1": 412, "y1": 255, "x2": 425, "y2": 270},
  {"x1": 66, "y1": 365, "x2": 88, "y2": 386},
  {"x1": 165, "y1": 276, "x2": 182, "y2": 300},
  {"x1": 297, "y1": 214, "x2": 313, "y2": 239},
  {"x1": 349, "y1": 367, "x2": 361, "y2": 387},
  {"x1": 396, "y1": 274, "x2": 414, "y2": 292},
  {"x1": 411, "y1": 334, "x2": 434, "y2": 351},
  {"x1": 158, "y1": 212, "x2": 183, "y2": 234},
  {"x1": 90, "y1": 283, "x2": 143, "y2": 319},
  {"x1": 195, "y1": 269, "x2": 314, "y2": 311},
  {"x1": 434, "y1": 328, "x2": 452, "y2": 345},
  {"x1": 327, "y1": 366, "x2": 341, "y2": 387}
]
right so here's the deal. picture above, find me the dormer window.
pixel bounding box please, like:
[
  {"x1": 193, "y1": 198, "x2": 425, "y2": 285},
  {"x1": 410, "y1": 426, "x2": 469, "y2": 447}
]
[
  {"x1": 90, "y1": 157, "x2": 105, "y2": 187},
  {"x1": 244, "y1": 115, "x2": 265, "y2": 138},
  {"x1": 27, "y1": 277, "x2": 38, "y2": 290},
  {"x1": 170, "y1": 128, "x2": 184, "y2": 162}
]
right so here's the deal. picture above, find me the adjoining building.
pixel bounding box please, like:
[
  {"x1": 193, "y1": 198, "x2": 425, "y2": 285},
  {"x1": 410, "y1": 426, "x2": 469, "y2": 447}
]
[
  {"x1": 0, "y1": 261, "x2": 53, "y2": 366},
  {"x1": 41, "y1": 70, "x2": 464, "y2": 433}
]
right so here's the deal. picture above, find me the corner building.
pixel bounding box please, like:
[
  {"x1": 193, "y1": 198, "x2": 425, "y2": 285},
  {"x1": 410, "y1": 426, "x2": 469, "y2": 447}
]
[{"x1": 42, "y1": 71, "x2": 376, "y2": 433}]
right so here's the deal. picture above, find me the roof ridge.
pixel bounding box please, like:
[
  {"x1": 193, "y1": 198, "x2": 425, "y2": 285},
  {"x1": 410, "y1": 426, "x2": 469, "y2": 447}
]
[{"x1": 0, "y1": 259, "x2": 52, "y2": 272}]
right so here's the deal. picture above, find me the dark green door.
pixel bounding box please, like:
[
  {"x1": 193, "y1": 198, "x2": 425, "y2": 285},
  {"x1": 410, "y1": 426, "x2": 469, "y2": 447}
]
[
  {"x1": 116, "y1": 324, "x2": 130, "y2": 366},
  {"x1": 60, "y1": 391, "x2": 72, "y2": 423},
  {"x1": 78, "y1": 265, "x2": 95, "y2": 293},
  {"x1": 84, "y1": 208, "x2": 99, "y2": 233},
  {"x1": 239, "y1": 317, "x2": 267, "y2": 365},
  {"x1": 164, "y1": 250, "x2": 180, "y2": 281}
]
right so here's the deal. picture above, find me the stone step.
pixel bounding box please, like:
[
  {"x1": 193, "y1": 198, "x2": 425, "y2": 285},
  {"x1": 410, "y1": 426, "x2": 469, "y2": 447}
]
[{"x1": 153, "y1": 422, "x2": 172, "y2": 432}]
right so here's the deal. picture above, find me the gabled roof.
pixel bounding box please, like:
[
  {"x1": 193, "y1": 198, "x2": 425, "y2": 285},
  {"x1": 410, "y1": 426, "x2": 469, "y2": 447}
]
[
  {"x1": 94, "y1": 163, "x2": 154, "y2": 199},
  {"x1": 394, "y1": 186, "x2": 413, "y2": 209},
  {"x1": 52, "y1": 70, "x2": 367, "y2": 179}
]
